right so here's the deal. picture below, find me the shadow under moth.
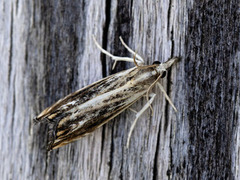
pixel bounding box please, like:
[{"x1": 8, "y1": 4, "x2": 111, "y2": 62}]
[{"x1": 34, "y1": 36, "x2": 178, "y2": 151}]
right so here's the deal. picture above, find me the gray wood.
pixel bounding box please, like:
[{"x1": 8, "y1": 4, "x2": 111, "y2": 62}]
[{"x1": 0, "y1": 0, "x2": 239, "y2": 179}]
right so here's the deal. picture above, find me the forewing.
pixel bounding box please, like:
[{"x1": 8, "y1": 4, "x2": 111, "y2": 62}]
[{"x1": 35, "y1": 67, "x2": 137, "y2": 122}]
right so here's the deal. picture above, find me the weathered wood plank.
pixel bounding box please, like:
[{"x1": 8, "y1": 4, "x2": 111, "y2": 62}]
[{"x1": 0, "y1": 0, "x2": 239, "y2": 179}]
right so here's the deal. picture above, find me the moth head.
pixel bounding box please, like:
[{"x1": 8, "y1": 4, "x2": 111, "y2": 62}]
[
  {"x1": 152, "y1": 61, "x2": 161, "y2": 65},
  {"x1": 152, "y1": 61, "x2": 167, "y2": 78}
]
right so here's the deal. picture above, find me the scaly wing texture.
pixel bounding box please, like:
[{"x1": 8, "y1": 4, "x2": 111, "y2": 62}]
[
  {"x1": 35, "y1": 66, "x2": 159, "y2": 150},
  {"x1": 35, "y1": 67, "x2": 137, "y2": 122}
]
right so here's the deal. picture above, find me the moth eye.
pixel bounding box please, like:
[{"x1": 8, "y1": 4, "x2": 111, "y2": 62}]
[
  {"x1": 160, "y1": 71, "x2": 166, "y2": 78},
  {"x1": 152, "y1": 61, "x2": 160, "y2": 65}
]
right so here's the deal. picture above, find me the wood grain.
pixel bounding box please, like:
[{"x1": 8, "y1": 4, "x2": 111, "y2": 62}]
[{"x1": 0, "y1": 0, "x2": 239, "y2": 179}]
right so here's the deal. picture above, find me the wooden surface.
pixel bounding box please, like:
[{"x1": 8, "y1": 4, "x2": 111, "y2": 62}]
[{"x1": 0, "y1": 0, "x2": 239, "y2": 179}]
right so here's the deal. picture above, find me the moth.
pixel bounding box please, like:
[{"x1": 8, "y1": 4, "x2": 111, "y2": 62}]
[{"x1": 34, "y1": 36, "x2": 178, "y2": 150}]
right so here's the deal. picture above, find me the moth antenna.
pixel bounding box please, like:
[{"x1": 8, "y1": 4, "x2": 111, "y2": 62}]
[
  {"x1": 133, "y1": 53, "x2": 140, "y2": 68},
  {"x1": 119, "y1": 36, "x2": 144, "y2": 63},
  {"x1": 92, "y1": 35, "x2": 143, "y2": 64}
]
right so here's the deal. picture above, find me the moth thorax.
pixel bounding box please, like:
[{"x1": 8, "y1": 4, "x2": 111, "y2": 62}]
[{"x1": 154, "y1": 64, "x2": 167, "y2": 78}]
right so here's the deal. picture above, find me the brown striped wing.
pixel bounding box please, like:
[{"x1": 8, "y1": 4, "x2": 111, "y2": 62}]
[{"x1": 35, "y1": 66, "x2": 158, "y2": 150}]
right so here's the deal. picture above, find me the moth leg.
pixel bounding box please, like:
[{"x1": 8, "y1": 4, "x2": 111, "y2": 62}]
[
  {"x1": 156, "y1": 82, "x2": 177, "y2": 112},
  {"x1": 126, "y1": 93, "x2": 156, "y2": 148},
  {"x1": 92, "y1": 35, "x2": 143, "y2": 65},
  {"x1": 128, "y1": 108, "x2": 138, "y2": 114},
  {"x1": 119, "y1": 36, "x2": 144, "y2": 63}
]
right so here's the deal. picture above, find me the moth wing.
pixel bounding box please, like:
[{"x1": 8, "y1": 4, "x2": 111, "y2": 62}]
[
  {"x1": 49, "y1": 95, "x2": 142, "y2": 150},
  {"x1": 34, "y1": 67, "x2": 136, "y2": 122}
]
